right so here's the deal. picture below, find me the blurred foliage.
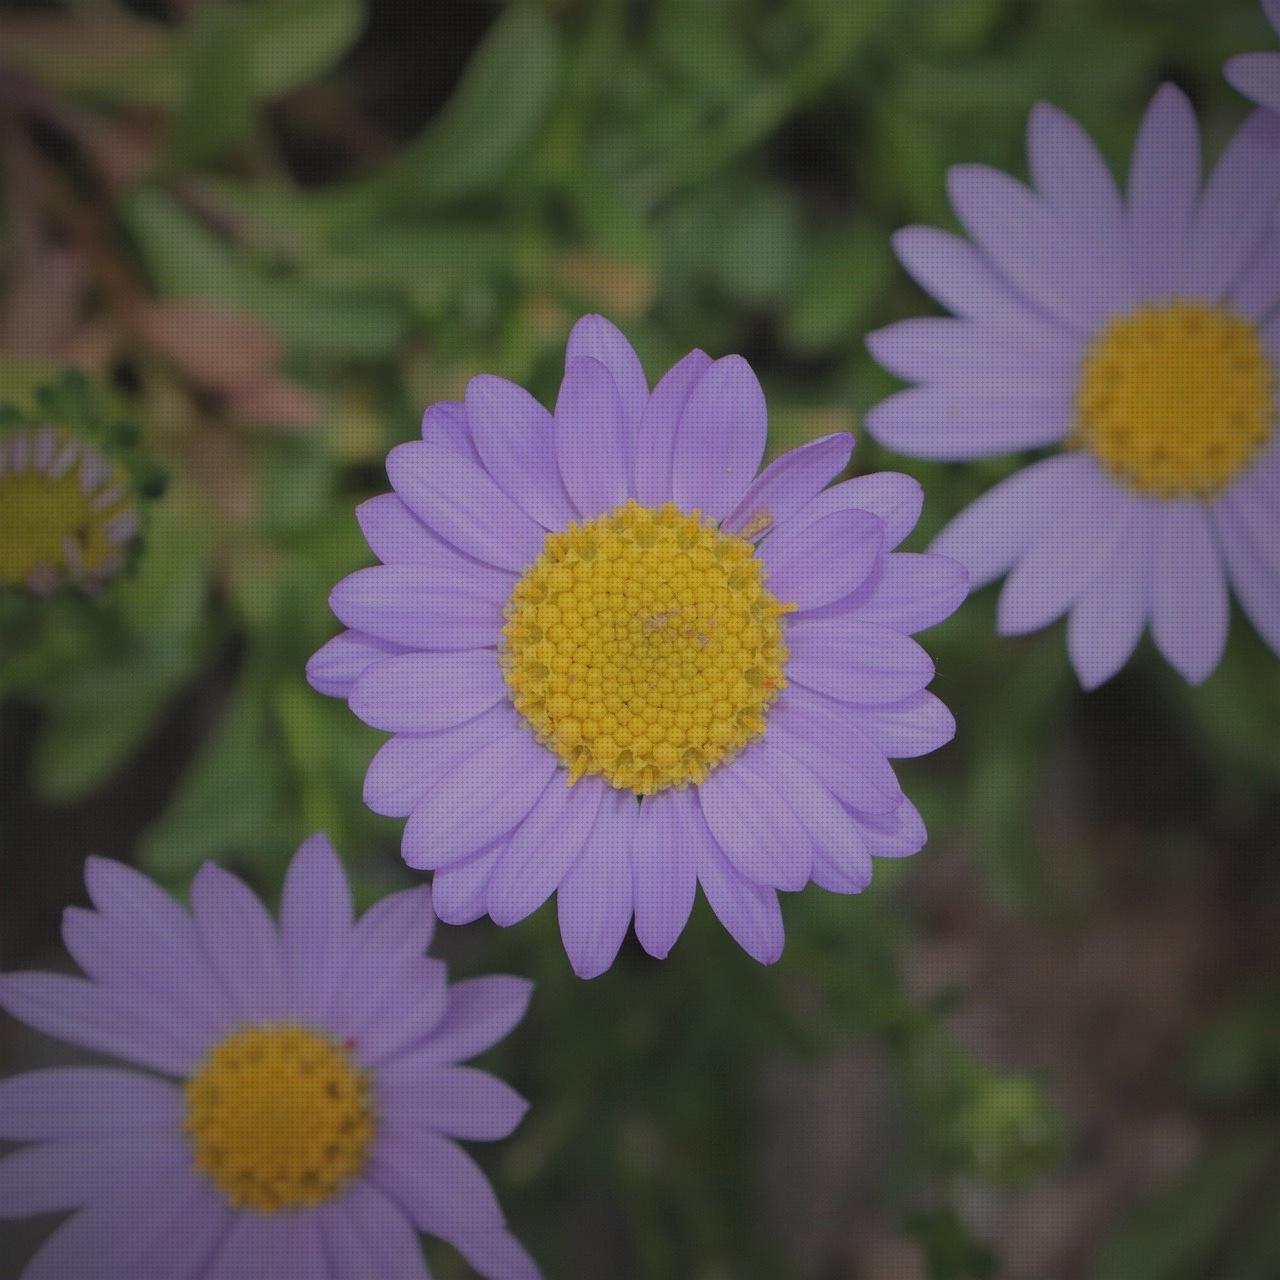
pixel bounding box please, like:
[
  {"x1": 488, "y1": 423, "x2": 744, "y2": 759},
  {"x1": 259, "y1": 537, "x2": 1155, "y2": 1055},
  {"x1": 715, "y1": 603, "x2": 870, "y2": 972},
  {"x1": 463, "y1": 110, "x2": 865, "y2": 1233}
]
[{"x1": 1, "y1": 0, "x2": 1278, "y2": 1277}]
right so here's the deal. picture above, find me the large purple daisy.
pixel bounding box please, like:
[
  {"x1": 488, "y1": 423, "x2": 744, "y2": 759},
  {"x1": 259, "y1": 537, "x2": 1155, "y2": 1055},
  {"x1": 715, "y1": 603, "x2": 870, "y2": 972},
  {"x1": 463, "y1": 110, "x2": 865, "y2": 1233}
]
[
  {"x1": 1226, "y1": 0, "x2": 1280, "y2": 112},
  {"x1": 0, "y1": 837, "x2": 538, "y2": 1279},
  {"x1": 866, "y1": 88, "x2": 1280, "y2": 689},
  {"x1": 309, "y1": 316, "x2": 966, "y2": 977}
]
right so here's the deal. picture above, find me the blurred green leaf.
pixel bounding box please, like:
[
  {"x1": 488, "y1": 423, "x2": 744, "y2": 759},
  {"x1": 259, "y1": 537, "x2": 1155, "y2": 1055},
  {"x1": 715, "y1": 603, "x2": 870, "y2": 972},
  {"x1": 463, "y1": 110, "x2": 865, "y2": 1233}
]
[
  {"x1": 1094, "y1": 1133, "x2": 1274, "y2": 1280},
  {"x1": 164, "y1": 3, "x2": 256, "y2": 170},
  {"x1": 137, "y1": 677, "x2": 295, "y2": 882},
  {"x1": 30, "y1": 639, "x2": 197, "y2": 802}
]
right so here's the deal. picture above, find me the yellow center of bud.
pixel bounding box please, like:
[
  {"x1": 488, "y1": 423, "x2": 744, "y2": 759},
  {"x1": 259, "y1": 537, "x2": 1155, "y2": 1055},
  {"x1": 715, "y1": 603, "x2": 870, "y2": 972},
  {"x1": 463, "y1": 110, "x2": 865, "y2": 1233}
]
[{"x1": 0, "y1": 427, "x2": 138, "y2": 593}]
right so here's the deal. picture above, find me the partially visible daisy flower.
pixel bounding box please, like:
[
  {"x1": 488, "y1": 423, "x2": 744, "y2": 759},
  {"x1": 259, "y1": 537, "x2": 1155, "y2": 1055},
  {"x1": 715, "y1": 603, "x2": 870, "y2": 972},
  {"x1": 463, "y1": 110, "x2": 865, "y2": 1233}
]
[
  {"x1": 0, "y1": 422, "x2": 141, "y2": 595},
  {"x1": 1226, "y1": 0, "x2": 1280, "y2": 112},
  {"x1": 309, "y1": 315, "x2": 966, "y2": 977},
  {"x1": 866, "y1": 88, "x2": 1280, "y2": 688},
  {"x1": 0, "y1": 836, "x2": 538, "y2": 1280}
]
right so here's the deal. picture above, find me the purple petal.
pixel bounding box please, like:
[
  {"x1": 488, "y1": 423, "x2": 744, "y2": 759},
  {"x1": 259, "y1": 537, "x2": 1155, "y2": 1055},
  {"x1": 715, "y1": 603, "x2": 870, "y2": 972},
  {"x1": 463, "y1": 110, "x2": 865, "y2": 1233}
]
[
  {"x1": 1225, "y1": 51, "x2": 1280, "y2": 112},
  {"x1": 1151, "y1": 503, "x2": 1229, "y2": 684},
  {"x1": 466, "y1": 374, "x2": 577, "y2": 531},
  {"x1": 848, "y1": 552, "x2": 969, "y2": 634},
  {"x1": 318, "y1": 1181, "x2": 431, "y2": 1280},
  {"x1": 349, "y1": 954, "x2": 449, "y2": 1066},
  {"x1": 866, "y1": 316, "x2": 1076, "y2": 386},
  {"x1": 751, "y1": 740, "x2": 872, "y2": 894},
  {"x1": 81, "y1": 857, "x2": 233, "y2": 1029},
  {"x1": 557, "y1": 788, "x2": 635, "y2": 979},
  {"x1": 431, "y1": 844, "x2": 506, "y2": 925},
  {"x1": 351, "y1": 649, "x2": 506, "y2": 733},
  {"x1": 633, "y1": 349, "x2": 712, "y2": 506},
  {"x1": 1214, "y1": 500, "x2": 1280, "y2": 657},
  {"x1": 1232, "y1": 232, "x2": 1280, "y2": 321},
  {"x1": 1026, "y1": 101, "x2": 1132, "y2": 314},
  {"x1": 698, "y1": 752, "x2": 813, "y2": 891},
  {"x1": 280, "y1": 834, "x2": 353, "y2": 1021},
  {"x1": 931, "y1": 453, "x2": 1086, "y2": 591},
  {"x1": 401, "y1": 728, "x2": 559, "y2": 869},
  {"x1": 890, "y1": 225, "x2": 1066, "y2": 342},
  {"x1": 132, "y1": 1175, "x2": 231, "y2": 1279},
  {"x1": 382, "y1": 1063, "x2": 529, "y2": 1141},
  {"x1": 759, "y1": 507, "x2": 883, "y2": 610},
  {"x1": 1180, "y1": 109, "x2": 1280, "y2": 299},
  {"x1": 670, "y1": 354, "x2": 768, "y2": 520},
  {"x1": 356, "y1": 494, "x2": 517, "y2": 597},
  {"x1": 857, "y1": 691, "x2": 957, "y2": 759},
  {"x1": 768, "y1": 684, "x2": 903, "y2": 817},
  {"x1": 947, "y1": 163, "x2": 1098, "y2": 332},
  {"x1": 487, "y1": 775, "x2": 605, "y2": 927},
  {"x1": 416, "y1": 974, "x2": 534, "y2": 1065},
  {"x1": 1127, "y1": 84, "x2": 1200, "y2": 296},
  {"x1": 554, "y1": 356, "x2": 629, "y2": 518},
  {"x1": 207, "y1": 1213, "x2": 330, "y2": 1280},
  {"x1": 348, "y1": 884, "x2": 435, "y2": 968},
  {"x1": 387, "y1": 440, "x2": 545, "y2": 572},
  {"x1": 364, "y1": 703, "x2": 519, "y2": 817},
  {"x1": 778, "y1": 472, "x2": 923, "y2": 551},
  {"x1": 0, "y1": 1133, "x2": 175, "y2": 1216},
  {"x1": 997, "y1": 466, "x2": 1138, "y2": 636},
  {"x1": 630, "y1": 789, "x2": 698, "y2": 960},
  {"x1": 307, "y1": 630, "x2": 406, "y2": 698},
  {"x1": 0, "y1": 972, "x2": 196, "y2": 1075},
  {"x1": 0, "y1": 1068, "x2": 181, "y2": 1141},
  {"x1": 1029, "y1": 101, "x2": 1125, "y2": 230},
  {"x1": 865, "y1": 382, "x2": 1070, "y2": 460},
  {"x1": 566, "y1": 313, "x2": 649, "y2": 434},
  {"x1": 1066, "y1": 506, "x2": 1157, "y2": 689},
  {"x1": 722, "y1": 433, "x2": 854, "y2": 537},
  {"x1": 422, "y1": 399, "x2": 476, "y2": 459},
  {"x1": 694, "y1": 819, "x2": 784, "y2": 966},
  {"x1": 856, "y1": 797, "x2": 928, "y2": 859},
  {"x1": 190, "y1": 861, "x2": 288, "y2": 1021},
  {"x1": 327, "y1": 891, "x2": 439, "y2": 1035},
  {"x1": 59, "y1": 909, "x2": 218, "y2": 1055},
  {"x1": 371, "y1": 1131, "x2": 504, "y2": 1243},
  {"x1": 329, "y1": 565, "x2": 503, "y2": 650},
  {"x1": 19, "y1": 1143, "x2": 211, "y2": 1280},
  {"x1": 787, "y1": 617, "x2": 936, "y2": 704},
  {"x1": 379, "y1": 1127, "x2": 544, "y2": 1280}
]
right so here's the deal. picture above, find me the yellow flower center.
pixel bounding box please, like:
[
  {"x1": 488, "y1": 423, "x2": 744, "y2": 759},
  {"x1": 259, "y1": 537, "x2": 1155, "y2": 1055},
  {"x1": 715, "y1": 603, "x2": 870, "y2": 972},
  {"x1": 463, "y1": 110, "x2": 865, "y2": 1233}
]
[
  {"x1": 0, "y1": 427, "x2": 139, "y2": 593},
  {"x1": 183, "y1": 1024, "x2": 376, "y2": 1215},
  {"x1": 1073, "y1": 300, "x2": 1275, "y2": 500},
  {"x1": 502, "y1": 501, "x2": 796, "y2": 795}
]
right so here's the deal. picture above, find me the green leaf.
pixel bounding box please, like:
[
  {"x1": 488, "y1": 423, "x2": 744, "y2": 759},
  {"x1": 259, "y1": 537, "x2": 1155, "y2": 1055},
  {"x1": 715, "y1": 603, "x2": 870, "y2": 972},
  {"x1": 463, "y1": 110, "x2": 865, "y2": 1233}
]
[
  {"x1": 312, "y1": 4, "x2": 563, "y2": 230},
  {"x1": 137, "y1": 679, "x2": 294, "y2": 881},
  {"x1": 245, "y1": 0, "x2": 365, "y2": 99},
  {"x1": 123, "y1": 189, "x2": 408, "y2": 359},
  {"x1": 1094, "y1": 1132, "x2": 1274, "y2": 1280},
  {"x1": 782, "y1": 222, "x2": 892, "y2": 354},
  {"x1": 164, "y1": 3, "x2": 256, "y2": 170},
  {"x1": 30, "y1": 641, "x2": 196, "y2": 802}
]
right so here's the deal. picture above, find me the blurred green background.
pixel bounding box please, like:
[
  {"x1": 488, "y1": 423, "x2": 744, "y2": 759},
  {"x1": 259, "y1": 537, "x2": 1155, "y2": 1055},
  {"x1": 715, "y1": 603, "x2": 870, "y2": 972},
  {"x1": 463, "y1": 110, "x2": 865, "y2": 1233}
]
[{"x1": 2, "y1": 0, "x2": 1279, "y2": 1276}]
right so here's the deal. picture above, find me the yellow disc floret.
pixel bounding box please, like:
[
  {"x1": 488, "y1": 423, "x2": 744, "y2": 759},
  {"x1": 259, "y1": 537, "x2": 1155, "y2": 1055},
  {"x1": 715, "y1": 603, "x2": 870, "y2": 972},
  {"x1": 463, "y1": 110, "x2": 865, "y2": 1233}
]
[
  {"x1": 1073, "y1": 299, "x2": 1275, "y2": 500},
  {"x1": 0, "y1": 426, "x2": 139, "y2": 593},
  {"x1": 502, "y1": 500, "x2": 796, "y2": 794},
  {"x1": 184, "y1": 1024, "x2": 376, "y2": 1214}
]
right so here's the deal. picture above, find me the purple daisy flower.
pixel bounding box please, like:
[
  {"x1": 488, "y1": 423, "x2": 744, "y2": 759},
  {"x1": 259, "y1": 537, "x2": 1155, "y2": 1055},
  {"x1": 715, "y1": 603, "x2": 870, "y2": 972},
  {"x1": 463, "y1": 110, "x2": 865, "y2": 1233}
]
[
  {"x1": 308, "y1": 315, "x2": 966, "y2": 977},
  {"x1": 0, "y1": 836, "x2": 538, "y2": 1280},
  {"x1": 1226, "y1": 0, "x2": 1280, "y2": 112},
  {"x1": 866, "y1": 88, "x2": 1280, "y2": 689}
]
